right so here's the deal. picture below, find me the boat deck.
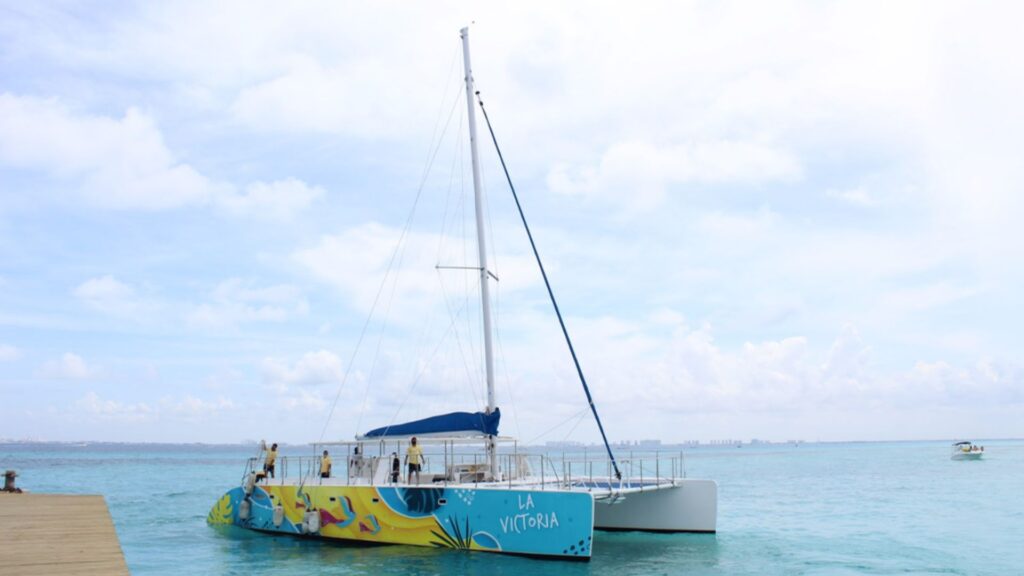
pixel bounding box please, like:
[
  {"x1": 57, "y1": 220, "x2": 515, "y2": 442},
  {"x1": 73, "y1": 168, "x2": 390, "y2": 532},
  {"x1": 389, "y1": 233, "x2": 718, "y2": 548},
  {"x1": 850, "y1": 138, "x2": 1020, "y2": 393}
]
[{"x1": 0, "y1": 493, "x2": 129, "y2": 576}]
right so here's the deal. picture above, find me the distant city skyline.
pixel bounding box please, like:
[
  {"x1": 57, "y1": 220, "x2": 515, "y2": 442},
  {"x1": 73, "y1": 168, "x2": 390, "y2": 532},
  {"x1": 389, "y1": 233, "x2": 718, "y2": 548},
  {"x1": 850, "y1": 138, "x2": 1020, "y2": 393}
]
[{"x1": 2, "y1": 2, "x2": 1022, "y2": 444}]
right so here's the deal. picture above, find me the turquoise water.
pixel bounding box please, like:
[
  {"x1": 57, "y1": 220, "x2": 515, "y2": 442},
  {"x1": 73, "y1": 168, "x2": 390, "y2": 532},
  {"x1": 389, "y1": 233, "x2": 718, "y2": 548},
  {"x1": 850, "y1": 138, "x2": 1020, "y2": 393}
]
[{"x1": 2, "y1": 440, "x2": 1021, "y2": 575}]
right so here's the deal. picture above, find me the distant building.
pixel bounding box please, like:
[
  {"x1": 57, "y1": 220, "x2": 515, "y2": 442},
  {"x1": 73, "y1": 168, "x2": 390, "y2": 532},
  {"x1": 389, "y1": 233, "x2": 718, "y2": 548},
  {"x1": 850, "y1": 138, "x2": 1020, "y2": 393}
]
[{"x1": 545, "y1": 440, "x2": 584, "y2": 448}]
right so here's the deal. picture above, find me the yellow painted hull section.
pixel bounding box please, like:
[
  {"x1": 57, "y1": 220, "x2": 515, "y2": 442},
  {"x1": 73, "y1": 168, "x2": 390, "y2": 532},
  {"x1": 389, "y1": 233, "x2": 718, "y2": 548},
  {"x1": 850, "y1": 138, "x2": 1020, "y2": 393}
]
[{"x1": 210, "y1": 483, "x2": 595, "y2": 558}]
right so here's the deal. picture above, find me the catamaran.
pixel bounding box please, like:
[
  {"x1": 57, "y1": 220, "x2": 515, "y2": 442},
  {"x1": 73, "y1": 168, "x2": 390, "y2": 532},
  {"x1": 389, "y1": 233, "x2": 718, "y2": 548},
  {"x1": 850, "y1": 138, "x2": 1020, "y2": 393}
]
[{"x1": 207, "y1": 27, "x2": 717, "y2": 560}]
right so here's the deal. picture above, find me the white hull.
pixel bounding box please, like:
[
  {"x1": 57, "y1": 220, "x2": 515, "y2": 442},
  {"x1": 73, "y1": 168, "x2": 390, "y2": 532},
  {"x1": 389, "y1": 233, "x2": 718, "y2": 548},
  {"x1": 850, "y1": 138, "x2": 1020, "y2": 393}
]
[
  {"x1": 951, "y1": 452, "x2": 983, "y2": 460},
  {"x1": 593, "y1": 479, "x2": 717, "y2": 533}
]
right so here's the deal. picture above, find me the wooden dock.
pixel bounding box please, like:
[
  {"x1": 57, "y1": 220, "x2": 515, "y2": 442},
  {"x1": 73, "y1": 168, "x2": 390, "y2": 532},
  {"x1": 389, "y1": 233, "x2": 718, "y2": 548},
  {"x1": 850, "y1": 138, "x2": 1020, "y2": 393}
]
[{"x1": 0, "y1": 493, "x2": 129, "y2": 575}]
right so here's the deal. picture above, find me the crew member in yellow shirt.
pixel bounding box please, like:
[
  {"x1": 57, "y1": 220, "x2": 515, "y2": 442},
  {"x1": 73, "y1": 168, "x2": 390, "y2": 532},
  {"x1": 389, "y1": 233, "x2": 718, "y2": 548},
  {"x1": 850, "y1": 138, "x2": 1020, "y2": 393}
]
[
  {"x1": 320, "y1": 450, "x2": 332, "y2": 479},
  {"x1": 404, "y1": 437, "x2": 423, "y2": 484},
  {"x1": 263, "y1": 443, "x2": 278, "y2": 480}
]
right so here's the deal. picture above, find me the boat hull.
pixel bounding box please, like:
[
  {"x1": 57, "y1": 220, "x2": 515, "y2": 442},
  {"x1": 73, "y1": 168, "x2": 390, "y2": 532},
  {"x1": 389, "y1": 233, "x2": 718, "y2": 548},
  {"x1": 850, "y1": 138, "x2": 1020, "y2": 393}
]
[
  {"x1": 208, "y1": 483, "x2": 595, "y2": 559},
  {"x1": 593, "y1": 479, "x2": 717, "y2": 533}
]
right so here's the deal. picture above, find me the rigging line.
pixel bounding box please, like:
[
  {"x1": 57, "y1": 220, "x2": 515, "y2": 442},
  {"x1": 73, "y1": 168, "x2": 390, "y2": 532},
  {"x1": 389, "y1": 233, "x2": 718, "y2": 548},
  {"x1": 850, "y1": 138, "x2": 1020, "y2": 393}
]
[
  {"x1": 478, "y1": 133, "x2": 502, "y2": 395},
  {"x1": 494, "y1": 289, "x2": 524, "y2": 441},
  {"x1": 454, "y1": 127, "x2": 480, "y2": 387},
  {"x1": 411, "y1": 100, "x2": 468, "y2": 418},
  {"x1": 478, "y1": 126, "x2": 518, "y2": 438},
  {"x1": 483, "y1": 162, "x2": 523, "y2": 439},
  {"x1": 437, "y1": 269, "x2": 485, "y2": 409},
  {"x1": 458, "y1": 171, "x2": 483, "y2": 391},
  {"x1": 421, "y1": 112, "x2": 472, "y2": 411},
  {"x1": 378, "y1": 299, "x2": 470, "y2": 436},
  {"x1": 354, "y1": 72, "x2": 464, "y2": 428},
  {"x1": 436, "y1": 103, "x2": 465, "y2": 263},
  {"x1": 483, "y1": 172, "x2": 522, "y2": 438},
  {"x1": 453, "y1": 258, "x2": 482, "y2": 393},
  {"x1": 481, "y1": 132, "x2": 500, "y2": 295},
  {"x1": 524, "y1": 406, "x2": 590, "y2": 446},
  {"x1": 419, "y1": 39, "x2": 463, "y2": 188},
  {"x1": 354, "y1": 234, "x2": 412, "y2": 435},
  {"x1": 326, "y1": 63, "x2": 464, "y2": 443},
  {"x1": 475, "y1": 92, "x2": 623, "y2": 479},
  {"x1": 561, "y1": 406, "x2": 589, "y2": 442}
]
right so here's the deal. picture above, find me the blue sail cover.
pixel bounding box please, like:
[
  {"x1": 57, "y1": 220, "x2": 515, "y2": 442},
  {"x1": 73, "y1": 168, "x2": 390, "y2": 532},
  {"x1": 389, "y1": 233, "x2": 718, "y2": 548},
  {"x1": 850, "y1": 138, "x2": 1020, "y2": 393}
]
[{"x1": 361, "y1": 408, "x2": 500, "y2": 439}]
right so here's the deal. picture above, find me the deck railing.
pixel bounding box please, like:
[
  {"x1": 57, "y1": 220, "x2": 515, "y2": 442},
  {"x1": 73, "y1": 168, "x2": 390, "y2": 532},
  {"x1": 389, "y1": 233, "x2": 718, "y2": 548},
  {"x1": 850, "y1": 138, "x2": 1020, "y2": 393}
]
[{"x1": 244, "y1": 448, "x2": 688, "y2": 494}]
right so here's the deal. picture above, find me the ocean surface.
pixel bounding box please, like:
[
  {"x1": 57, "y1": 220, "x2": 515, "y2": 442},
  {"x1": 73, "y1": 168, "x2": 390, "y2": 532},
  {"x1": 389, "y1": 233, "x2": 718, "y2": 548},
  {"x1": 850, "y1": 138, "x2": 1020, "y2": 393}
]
[{"x1": 2, "y1": 439, "x2": 1021, "y2": 575}]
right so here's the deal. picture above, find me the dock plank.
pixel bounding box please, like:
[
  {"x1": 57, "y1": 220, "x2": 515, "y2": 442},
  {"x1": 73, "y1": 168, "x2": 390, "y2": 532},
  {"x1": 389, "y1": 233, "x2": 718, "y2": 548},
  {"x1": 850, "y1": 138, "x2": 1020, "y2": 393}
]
[{"x1": 0, "y1": 493, "x2": 129, "y2": 575}]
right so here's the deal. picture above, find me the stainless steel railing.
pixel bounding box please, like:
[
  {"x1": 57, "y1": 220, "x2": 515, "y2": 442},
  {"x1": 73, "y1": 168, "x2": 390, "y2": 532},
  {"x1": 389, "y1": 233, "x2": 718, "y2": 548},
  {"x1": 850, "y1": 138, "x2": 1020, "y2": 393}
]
[{"x1": 243, "y1": 449, "x2": 689, "y2": 493}]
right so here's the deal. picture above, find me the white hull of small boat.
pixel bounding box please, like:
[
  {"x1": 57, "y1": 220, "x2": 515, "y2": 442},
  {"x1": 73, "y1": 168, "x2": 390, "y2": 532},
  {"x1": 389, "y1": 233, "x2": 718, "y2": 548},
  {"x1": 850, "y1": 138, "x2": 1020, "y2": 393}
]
[{"x1": 950, "y1": 451, "x2": 983, "y2": 461}]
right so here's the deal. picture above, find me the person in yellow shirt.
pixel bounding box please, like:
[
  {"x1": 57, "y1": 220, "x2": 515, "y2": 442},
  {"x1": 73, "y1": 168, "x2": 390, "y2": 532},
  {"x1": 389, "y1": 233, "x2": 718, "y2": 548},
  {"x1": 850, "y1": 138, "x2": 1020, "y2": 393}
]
[
  {"x1": 263, "y1": 443, "x2": 278, "y2": 480},
  {"x1": 404, "y1": 437, "x2": 423, "y2": 484},
  {"x1": 320, "y1": 450, "x2": 332, "y2": 479}
]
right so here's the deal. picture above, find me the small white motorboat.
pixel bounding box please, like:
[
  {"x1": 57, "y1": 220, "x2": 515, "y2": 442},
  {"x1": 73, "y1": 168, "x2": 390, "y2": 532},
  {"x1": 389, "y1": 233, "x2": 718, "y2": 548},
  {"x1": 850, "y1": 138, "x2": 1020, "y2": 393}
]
[{"x1": 950, "y1": 441, "x2": 984, "y2": 460}]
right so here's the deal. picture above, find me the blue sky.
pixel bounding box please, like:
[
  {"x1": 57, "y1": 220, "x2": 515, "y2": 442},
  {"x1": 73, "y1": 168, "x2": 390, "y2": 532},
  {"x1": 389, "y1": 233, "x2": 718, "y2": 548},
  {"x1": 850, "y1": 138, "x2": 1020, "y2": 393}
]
[{"x1": 1, "y1": 1, "x2": 1022, "y2": 444}]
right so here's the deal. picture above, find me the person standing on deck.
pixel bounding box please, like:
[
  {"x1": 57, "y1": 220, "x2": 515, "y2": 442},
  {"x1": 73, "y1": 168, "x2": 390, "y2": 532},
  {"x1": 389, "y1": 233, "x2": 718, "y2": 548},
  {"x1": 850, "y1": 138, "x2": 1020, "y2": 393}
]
[
  {"x1": 349, "y1": 445, "x2": 364, "y2": 477},
  {"x1": 390, "y1": 452, "x2": 400, "y2": 484},
  {"x1": 320, "y1": 450, "x2": 332, "y2": 479},
  {"x1": 405, "y1": 437, "x2": 423, "y2": 484},
  {"x1": 264, "y1": 443, "x2": 278, "y2": 480}
]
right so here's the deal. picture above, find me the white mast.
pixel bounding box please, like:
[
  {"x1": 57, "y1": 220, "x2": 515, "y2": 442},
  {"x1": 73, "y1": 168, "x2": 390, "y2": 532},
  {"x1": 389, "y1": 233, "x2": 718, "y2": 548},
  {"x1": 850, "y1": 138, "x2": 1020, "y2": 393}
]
[{"x1": 460, "y1": 26, "x2": 499, "y2": 477}]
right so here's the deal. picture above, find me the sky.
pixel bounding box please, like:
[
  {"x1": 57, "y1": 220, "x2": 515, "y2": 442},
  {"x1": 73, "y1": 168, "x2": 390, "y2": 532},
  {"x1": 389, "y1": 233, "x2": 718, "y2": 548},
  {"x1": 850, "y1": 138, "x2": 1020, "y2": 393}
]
[{"x1": 1, "y1": 1, "x2": 1022, "y2": 445}]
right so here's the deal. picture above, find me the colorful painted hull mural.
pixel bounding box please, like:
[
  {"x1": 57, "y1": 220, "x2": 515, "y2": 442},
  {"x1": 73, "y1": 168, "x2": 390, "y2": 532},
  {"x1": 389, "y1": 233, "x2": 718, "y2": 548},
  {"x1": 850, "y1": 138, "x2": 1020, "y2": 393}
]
[{"x1": 208, "y1": 484, "x2": 595, "y2": 559}]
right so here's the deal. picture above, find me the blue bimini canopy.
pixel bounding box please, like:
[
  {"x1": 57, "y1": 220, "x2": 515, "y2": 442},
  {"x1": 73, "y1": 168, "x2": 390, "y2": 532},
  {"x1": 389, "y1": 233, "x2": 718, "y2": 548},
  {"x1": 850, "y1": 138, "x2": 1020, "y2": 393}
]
[{"x1": 360, "y1": 408, "x2": 500, "y2": 440}]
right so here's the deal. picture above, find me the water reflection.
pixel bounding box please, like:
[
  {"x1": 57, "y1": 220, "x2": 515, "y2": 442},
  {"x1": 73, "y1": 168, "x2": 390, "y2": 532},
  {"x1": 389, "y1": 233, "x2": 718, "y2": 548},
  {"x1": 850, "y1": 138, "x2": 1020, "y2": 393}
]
[{"x1": 206, "y1": 525, "x2": 719, "y2": 576}]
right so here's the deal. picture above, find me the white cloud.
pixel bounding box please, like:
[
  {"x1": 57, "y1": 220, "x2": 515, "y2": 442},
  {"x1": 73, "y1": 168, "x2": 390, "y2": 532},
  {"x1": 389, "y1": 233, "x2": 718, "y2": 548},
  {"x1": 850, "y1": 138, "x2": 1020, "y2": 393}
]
[
  {"x1": 202, "y1": 367, "x2": 245, "y2": 391},
  {"x1": 0, "y1": 93, "x2": 222, "y2": 210},
  {"x1": 259, "y1": 350, "x2": 349, "y2": 414},
  {"x1": 218, "y1": 178, "x2": 325, "y2": 220},
  {"x1": 229, "y1": 57, "x2": 416, "y2": 138},
  {"x1": 696, "y1": 209, "x2": 779, "y2": 243},
  {"x1": 548, "y1": 140, "x2": 801, "y2": 211},
  {"x1": 294, "y1": 222, "x2": 538, "y2": 324},
  {"x1": 294, "y1": 223, "x2": 441, "y2": 317},
  {"x1": 826, "y1": 186, "x2": 877, "y2": 207},
  {"x1": 38, "y1": 353, "x2": 98, "y2": 380},
  {"x1": 278, "y1": 388, "x2": 329, "y2": 412},
  {"x1": 186, "y1": 278, "x2": 308, "y2": 329},
  {"x1": 0, "y1": 93, "x2": 324, "y2": 217},
  {"x1": 0, "y1": 344, "x2": 21, "y2": 362},
  {"x1": 72, "y1": 392, "x2": 234, "y2": 423},
  {"x1": 482, "y1": 311, "x2": 1023, "y2": 443},
  {"x1": 4, "y1": 2, "x2": 1024, "y2": 443},
  {"x1": 818, "y1": 325, "x2": 872, "y2": 399},
  {"x1": 73, "y1": 275, "x2": 148, "y2": 317},
  {"x1": 881, "y1": 282, "x2": 978, "y2": 312},
  {"x1": 76, "y1": 392, "x2": 154, "y2": 422},
  {"x1": 649, "y1": 308, "x2": 686, "y2": 326},
  {"x1": 161, "y1": 395, "x2": 235, "y2": 418},
  {"x1": 890, "y1": 358, "x2": 1023, "y2": 408},
  {"x1": 262, "y1": 350, "x2": 343, "y2": 392}
]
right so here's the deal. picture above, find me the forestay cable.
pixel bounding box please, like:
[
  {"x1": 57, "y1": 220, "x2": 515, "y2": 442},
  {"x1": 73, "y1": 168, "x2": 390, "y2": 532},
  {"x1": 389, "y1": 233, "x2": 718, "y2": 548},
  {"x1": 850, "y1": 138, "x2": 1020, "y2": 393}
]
[{"x1": 475, "y1": 92, "x2": 622, "y2": 479}]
